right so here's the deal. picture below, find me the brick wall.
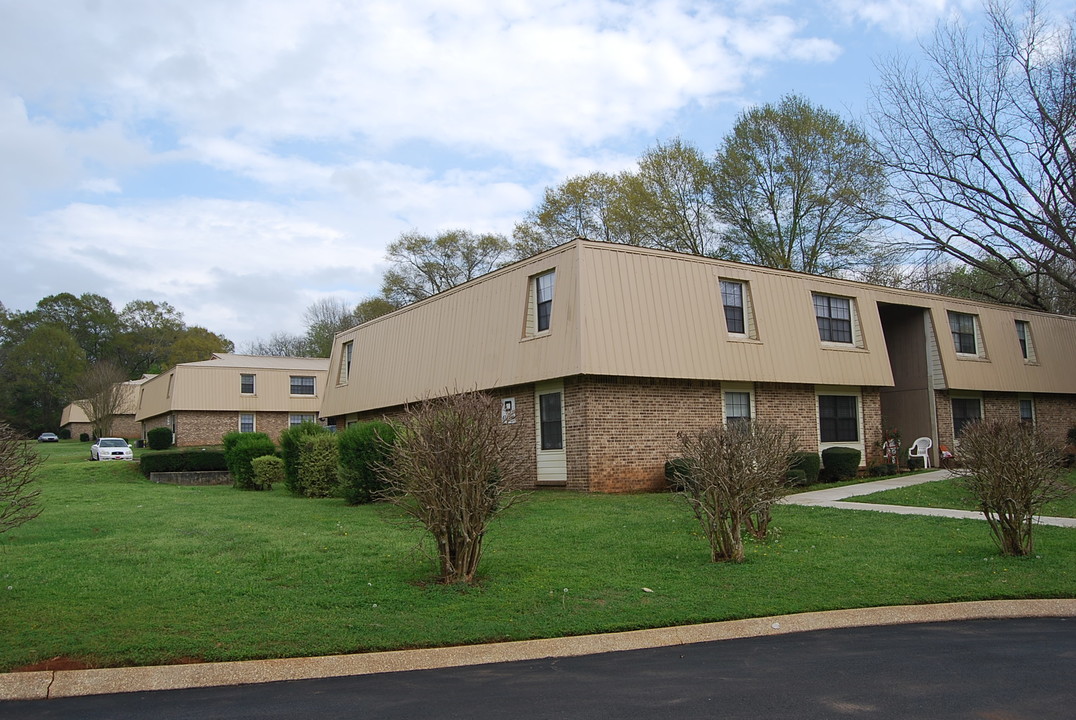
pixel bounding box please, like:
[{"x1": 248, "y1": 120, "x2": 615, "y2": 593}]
[
  {"x1": 935, "y1": 390, "x2": 1076, "y2": 453},
  {"x1": 171, "y1": 411, "x2": 293, "y2": 446}
]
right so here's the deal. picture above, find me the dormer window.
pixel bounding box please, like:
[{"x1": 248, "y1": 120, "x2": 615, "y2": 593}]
[
  {"x1": 948, "y1": 311, "x2": 985, "y2": 357},
  {"x1": 1015, "y1": 320, "x2": 1035, "y2": 362},
  {"x1": 536, "y1": 271, "x2": 555, "y2": 332},
  {"x1": 525, "y1": 270, "x2": 556, "y2": 337},
  {"x1": 813, "y1": 294, "x2": 853, "y2": 344}
]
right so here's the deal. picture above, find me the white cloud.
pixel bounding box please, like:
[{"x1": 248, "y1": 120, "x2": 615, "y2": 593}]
[{"x1": 827, "y1": 0, "x2": 980, "y2": 38}]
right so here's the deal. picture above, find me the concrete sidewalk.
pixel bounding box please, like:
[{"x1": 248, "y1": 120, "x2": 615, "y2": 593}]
[{"x1": 783, "y1": 469, "x2": 1076, "y2": 528}]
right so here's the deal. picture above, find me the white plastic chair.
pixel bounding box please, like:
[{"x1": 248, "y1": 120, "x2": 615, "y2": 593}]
[{"x1": 908, "y1": 436, "x2": 932, "y2": 468}]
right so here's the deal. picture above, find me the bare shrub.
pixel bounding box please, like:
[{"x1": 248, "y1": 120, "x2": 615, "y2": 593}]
[
  {"x1": 950, "y1": 420, "x2": 1071, "y2": 556},
  {"x1": 1, "y1": 423, "x2": 42, "y2": 534},
  {"x1": 672, "y1": 421, "x2": 798, "y2": 563},
  {"x1": 381, "y1": 391, "x2": 527, "y2": 584}
]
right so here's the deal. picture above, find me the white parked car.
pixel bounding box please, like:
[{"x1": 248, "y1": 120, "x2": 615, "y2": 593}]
[{"x1": 90, "y1": 438, "x2": 134, "y2": 461}]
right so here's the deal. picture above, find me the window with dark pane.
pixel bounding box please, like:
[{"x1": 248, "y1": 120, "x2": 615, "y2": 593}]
[
  {"x1": 818, "y1": 395, "x2": 858, "y2": 442},
  {"x1": 952, "y1": 398, "x2": 982, "y2": 437},
  {"x1": 949, "y1": 312, "x2": 977, "y2": 354},
  {"x1": 1015, "y1": 320, "x2": 1032, "y2": 360},
  {"x1": 240, "y1": 374, "x2": 255, "y2": 394},
  {"x1": 725, "y1": 391, "x2": 751, "y2": 425},
  {"x1": 814, "y1": 295, "x2": 853, "y2": 343},
  {"x1": 539, "y1": 392, "x2": 563, "y2": 450},
  {"x1": 720, "y1": 280, "x2": 745, "y2": 334},
  {"x1": 536, "y1": 272, "x2": 555, "y2": 332},
  {"x1": 1019, "y1": 398, "x2": 1035, "y2": 425},
  {"x1": 290, "y1": 375, "x2": 315, "y2": 395}
]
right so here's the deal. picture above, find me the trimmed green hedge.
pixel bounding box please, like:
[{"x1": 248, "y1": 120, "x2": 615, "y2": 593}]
[
  {"x1": 279, "y1": 422, "x2": 329, "y2": 495},
  {"x1": 338, "y1": 421, "x2": 396, "y2": 504},
  {"x1": 139, "y1": 449, "x2": 228, "y2": 477},
  {"x1": 251, "y1": 455, "x2": 284, "y2": 491},
  {"x1": 223, "y1": 432, "x2": 277, "y2": 491}
]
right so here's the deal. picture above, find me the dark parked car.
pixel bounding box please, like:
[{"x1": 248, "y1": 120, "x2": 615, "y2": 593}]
[{"x1": 37, "y1": 432, "x2": 59, "y2": 443}]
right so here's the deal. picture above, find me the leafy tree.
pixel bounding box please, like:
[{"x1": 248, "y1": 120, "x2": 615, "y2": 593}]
[
  {"x1": 303, "y1": 297, "x2": 358, "y2": 358},
  {"x1": 628, "y1": 137, "x2": 722, "y2": 256},
  {"x1": 34, "y1": 293, "x2": 121, "y2": 364},
  {"x1": 0, "y1": 422, "x2": 41, "y2": 535},
  {"x1": 712, "y1": 94, "x2": 887, "y2": 275},
  {"x1": 354, "y1": 296, "x2": 399, "y2": 325},
  {"x1": 116, "y1": 300, "x2": 185, "y2": 376},
  {"x1": 73, "y1": 360, "x2": 129, "y2": 439},
  {"x1": 0, "y1": 326, "x2": 86, "y2": 432},
  {"x1": 872, "y1": 0, "x2": 1076, "y2": 313},
  {"x1": 382, "y1": 229, "x2": 512, "y2": 305},
  {"x1": 166, "y1": 326, "x2": 234, "y2": 367},
  {"x1": 512, "y1": 172, "x2": 638, "y2": 257}
]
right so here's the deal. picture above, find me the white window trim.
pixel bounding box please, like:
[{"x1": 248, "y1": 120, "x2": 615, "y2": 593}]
[
  {"x1": 815, "y1": 386, "x2": 865, "y2": 461},
  {"x1": 338, "y1": 341, "x2": 354, "y2": 385},
  {"x1": 719, "y1": 278, "x2": 758, "y2": 340},
  {"x1": 949, "y1": 311, "x2": 988, "y2": 360},
  {"x1": 1015, "y1": 320, "x2": 1037, "y2": 364},
  {"x1": 524, "y1": 269, "x2": 556, "y2": 338},
  {"x1": 813, "y1": 293, "x2": 864, "y2": 349},
  {"x1": 240, "y1": 373, "x2": 256, "y2": 395},
  {"x1": 239, "y1": 413, "x2": 256, "y2": 433},
  {"x1": 721, "y1": 382, "x2": 755, "y2": 425},
  {"x1": 289, "y1": 413, "x2": 316, "y2": 427},
  {"x1": 290, "y1": 375, "x2": 317, "y2": 397}
]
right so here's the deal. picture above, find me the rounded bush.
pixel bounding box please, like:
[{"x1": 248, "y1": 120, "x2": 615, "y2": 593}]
[
  {"x1": 79, "y1": 433, "x2": 90, "y2": 443},
  {"x1": 251, "y1": 455, "x2": 284, "y2": 491},
  {"x1": 59, "y1": 428, "x2": 72, "y2": 440},
  {"x1": 821, "y1": 446, "x2": 861, "y2": 480},
  {"x1": 147, "y1": 426, "x2": 173, "y2": 450},
  {"x1": 786, "y1": 469, "x2": 808, "y2": 486}
]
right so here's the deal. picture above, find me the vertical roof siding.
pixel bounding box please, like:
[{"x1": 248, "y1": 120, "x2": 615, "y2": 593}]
[{"x1": 320, "y1": 240, "x2": 1076, "y2": 416}]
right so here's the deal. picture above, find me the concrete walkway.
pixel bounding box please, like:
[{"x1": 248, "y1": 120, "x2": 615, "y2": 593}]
[{"x1": 783, "y1": 469, "x2": 1076, "y2": 528}]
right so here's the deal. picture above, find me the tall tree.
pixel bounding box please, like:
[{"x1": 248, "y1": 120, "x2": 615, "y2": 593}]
[
  {"x1": 303, "y1": 297, "x2": 359, "y2": 358},
  {"x1": 0, "y1": 326, "x2": 86, "y2": 432},
  {"x1": 115, "y1": 300, "x2": 185, "y2": 376},
  {"x1": 512, "y1": 172, "x2": 638, "y2": 257},
  {"x1": 381, "y1": 229, "x2": 511, "y2": 305},
  {"x1": 872, "y1": 0, "x2": 1076, "y2": 312},
  {"x1": 628, "y1": 138, "x2": 722, "y2": 256},
  {"x1": 354, "y1": 296, "x2": 399, "y2": 325},
  {"x1": 712, "y1": 94, "x2": 887, "y2": 275},
  {"x1": 166, "y1": 326, "x2": 234, "y2": 367}
]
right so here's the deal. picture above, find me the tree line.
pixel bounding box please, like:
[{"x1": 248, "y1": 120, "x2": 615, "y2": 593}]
[{"x1": 0, "y1": 293, "x2": 232, "y2": 434}]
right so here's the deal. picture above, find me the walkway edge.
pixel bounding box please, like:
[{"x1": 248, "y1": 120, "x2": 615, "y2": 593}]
[{"x1": 3, "y1": 598, "x2": 1074, "y2": 702}]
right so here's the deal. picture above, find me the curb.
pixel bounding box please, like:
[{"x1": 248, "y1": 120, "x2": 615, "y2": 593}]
[{"x1": 3, "y1": 598, "x2": 1073, "y2": 702}]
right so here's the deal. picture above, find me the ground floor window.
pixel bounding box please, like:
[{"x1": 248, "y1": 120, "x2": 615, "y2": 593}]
[
  {"x1": 539, "y1": 392, "x2": 563, "y2": 450},
  {"x1": 239, "y1": 413, "x2": 255, "y2": 433},
  {"x1": 952, "y1": 397, "x2": 982, "y2": 437},
  {"x1": 1019, "y1": 396, "x2": 1035, "y2": 425},
  {"x1": 289, "y1": 413, "x2": 316, "y2": 427},
  {"x1": 819, "y1": 395, "x2": 858, "y2": 442},
  {"x1": 724, "y1": 389, "x2": 752, "y2": 425}
]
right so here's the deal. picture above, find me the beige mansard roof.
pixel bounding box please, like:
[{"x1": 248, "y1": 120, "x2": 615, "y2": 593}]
[
  {"x1": 135, "y1": 354, "x2": 330, "y2": 420},
  {"x1": 319, "y1": 240, "x2": 1076, "y2": 416}
]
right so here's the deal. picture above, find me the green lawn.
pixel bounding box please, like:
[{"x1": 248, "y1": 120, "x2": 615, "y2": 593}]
[
  {"x1": 850, "y1": 469, "x2": 1076, "y2": 518},
  {"x1": 1, "y1": 440, "x2": 1074, "y2": 672}
]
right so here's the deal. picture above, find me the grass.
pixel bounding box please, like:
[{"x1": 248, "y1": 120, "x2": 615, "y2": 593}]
[
  {"x1": 850, "y1": 469, "x2": 1076, "y2": 518},
  {"x1": 0, "y1": 440, "x2": 1074, "y2": 672}
]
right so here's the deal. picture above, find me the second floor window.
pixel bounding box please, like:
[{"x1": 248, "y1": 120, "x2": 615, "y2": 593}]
[
  {"x1": 814, "y1": 294, "x2": 853, "y2": 344},
  {"x1": 291, "y1": 376, "x2": 316, "y2": 395},
  {"x1": 720, "y1": 280, "x2": 745, "y2": 334},
  {"x1": 240, "y1": 374, "x2": 255, "y2": 394},
  {"x1": 536, "y1": 271, "x2": 555, "y2": 332},
  {"x1": 949, "y1": 312, "x2": 978, "y2": 355},
  {"x1": 1015, "y1": 320, "x2": 1034, "y2": 361}
]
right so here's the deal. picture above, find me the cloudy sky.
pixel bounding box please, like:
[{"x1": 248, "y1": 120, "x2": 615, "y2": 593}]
[{"x1": 2, "y1": 0, "x2": 1064, "y2": 350}]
